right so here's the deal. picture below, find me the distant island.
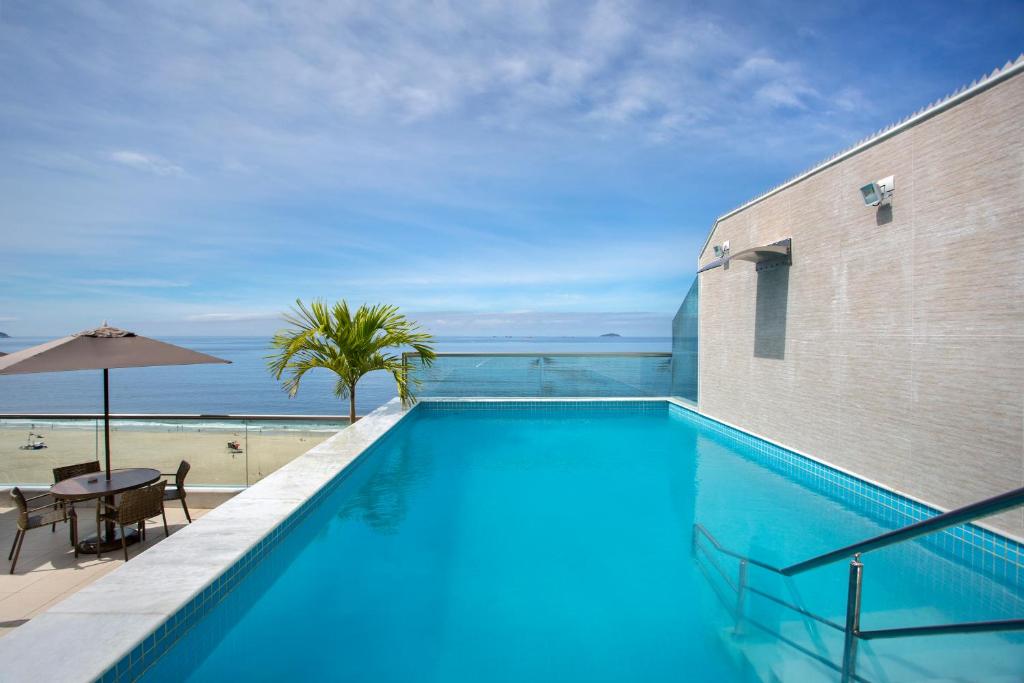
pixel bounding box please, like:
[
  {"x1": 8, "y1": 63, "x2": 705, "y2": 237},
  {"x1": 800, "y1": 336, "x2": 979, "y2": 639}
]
[
  {"x1": 600, "y1": 333, "x2": 621, "y2": 337},
  {"x1": 0, "y1": 332, "x2": 9, "y2": 338}
]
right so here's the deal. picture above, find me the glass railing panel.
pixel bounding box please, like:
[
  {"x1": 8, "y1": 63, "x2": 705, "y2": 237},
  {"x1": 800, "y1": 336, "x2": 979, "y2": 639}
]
[
  {"x1": 671, "y1": 278, "x2": 699, "y2": 403},
  {"x1": 0, "y1": 416, "x2": 351, "y2": 487},
  {"x1": 0, "y1": 417, "x2": 101, "y2": 485},
  {"x1": 244, "y1": 420, "x2": 348, "y2": 485},
  {"x1": 406, "y1": 353, "x2": 672, "y2": 398},
  {"x1": 106, "y1": 418, "x2": 250, "y2": 487},
  {"x1": 539, "y1": 355, "x2": 671, "y2": 396},
  {"x1": 408, "y1": 355, "x2": 542, "y2": 397}
]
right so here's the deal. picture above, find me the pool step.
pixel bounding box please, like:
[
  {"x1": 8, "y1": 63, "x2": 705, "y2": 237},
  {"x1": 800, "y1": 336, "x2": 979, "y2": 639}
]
[{"x1": 719, "y1": 608, "x2": 1024, "y2": 682}]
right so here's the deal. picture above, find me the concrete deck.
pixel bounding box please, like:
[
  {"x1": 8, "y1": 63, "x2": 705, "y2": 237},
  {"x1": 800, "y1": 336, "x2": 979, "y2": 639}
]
[{"x1": 0, "y1": 502, "x2": 210, "y2": 638}]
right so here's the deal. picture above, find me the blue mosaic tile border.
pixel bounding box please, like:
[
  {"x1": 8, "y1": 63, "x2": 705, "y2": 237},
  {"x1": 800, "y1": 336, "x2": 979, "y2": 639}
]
[
  {"x1": 667, "y1": 401, "x2": 1024, "y2": 590},
  {"x1": 418, "y1": 399, "x2": 668, "y2": 413},
  {"x1": 98, "y1": 433, "x2": 396, "y2": 683}
]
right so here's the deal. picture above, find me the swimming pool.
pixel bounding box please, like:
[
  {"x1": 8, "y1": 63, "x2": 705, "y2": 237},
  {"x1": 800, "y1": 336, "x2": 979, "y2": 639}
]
[{"x1": 135, "y1": 401, "x2": 1022, "y2": 682}]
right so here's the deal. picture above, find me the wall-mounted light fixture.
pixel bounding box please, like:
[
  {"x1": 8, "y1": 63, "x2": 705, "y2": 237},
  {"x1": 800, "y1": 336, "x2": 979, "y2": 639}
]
[
  {"x1": 712, "y1": 240, "x2": 730, "y2": 258},
  {"x1": 860, "y1": 175, "x2": 894, "y2": 207}
]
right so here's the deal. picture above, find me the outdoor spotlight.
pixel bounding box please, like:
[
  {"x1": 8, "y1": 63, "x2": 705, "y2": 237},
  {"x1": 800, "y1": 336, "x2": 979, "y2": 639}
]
[
  {"x1": 712, "y1": 241, "x2": 730, "y2": 258},
  {"x1": 860, "y1": 175, "x2": 895, "y2": 207}
]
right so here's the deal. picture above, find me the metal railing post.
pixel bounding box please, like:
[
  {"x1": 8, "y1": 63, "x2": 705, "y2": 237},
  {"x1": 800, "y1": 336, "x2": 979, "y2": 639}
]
[
  {"x1": 734, "y1": 558, "x2": 748, "y2": 635},
  {"x1": 841, "y1": 554, "x2": 864, "y2": 683}
]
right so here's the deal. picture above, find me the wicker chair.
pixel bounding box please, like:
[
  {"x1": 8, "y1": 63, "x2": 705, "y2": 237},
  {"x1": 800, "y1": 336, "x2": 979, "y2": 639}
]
[
  {"x1": 96, "y1": 481, "x2": 168, "y2": 562},
  {"x1": 53, "y1": 460, "x2": 101, "y2": 484},
  {"x1": 9, "y1": 487, "x2": 77, "y2": 574},
  {"x1": 162, "y1": 460, "x2": 192, "y2": 523},
  {"x1": 52, "y1": 461, "x2": 101, "y2": 534}
]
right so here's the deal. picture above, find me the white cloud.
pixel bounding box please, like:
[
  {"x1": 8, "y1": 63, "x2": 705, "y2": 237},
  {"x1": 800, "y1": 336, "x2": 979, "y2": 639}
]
[
  {"x1": 108, "y1": 150, "x2": 184, "y2": 176},
  {"x1": 39, "y1": 2, "x2": 853, "y2": 148},
  {"x1": 0, "y1": 0, "x2": 913, "y2": 335},
  {"x1": 731, "y1": 55, "x2": 819, "y2": 110}
]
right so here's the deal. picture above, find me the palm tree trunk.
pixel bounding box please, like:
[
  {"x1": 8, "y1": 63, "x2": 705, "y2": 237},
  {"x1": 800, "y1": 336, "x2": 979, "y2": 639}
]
[{"x1": 349, "y1": 385, "x2": 357, "y2": 424}]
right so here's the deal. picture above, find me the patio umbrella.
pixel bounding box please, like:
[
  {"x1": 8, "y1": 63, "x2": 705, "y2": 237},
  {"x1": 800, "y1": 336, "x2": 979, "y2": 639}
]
[{"x1": 0, "y1": 323, "x2": 230, "y2": 479}]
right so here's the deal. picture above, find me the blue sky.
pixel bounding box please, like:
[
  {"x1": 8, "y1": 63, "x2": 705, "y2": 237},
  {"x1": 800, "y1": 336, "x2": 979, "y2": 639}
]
[{"x1": 1, "y1": 1, "x2": 1021, "y2": 337}]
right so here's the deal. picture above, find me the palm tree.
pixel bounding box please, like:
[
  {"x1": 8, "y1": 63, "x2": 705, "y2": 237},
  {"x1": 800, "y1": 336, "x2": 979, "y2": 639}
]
[{"x1": 267, "y1": 299, "x2": 436, "y2": 423}]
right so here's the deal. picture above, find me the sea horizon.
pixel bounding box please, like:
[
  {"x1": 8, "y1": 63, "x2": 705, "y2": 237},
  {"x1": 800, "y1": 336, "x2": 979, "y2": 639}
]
[{"x1": 0, "y1": 335, "x2": 672, "y2": 416}]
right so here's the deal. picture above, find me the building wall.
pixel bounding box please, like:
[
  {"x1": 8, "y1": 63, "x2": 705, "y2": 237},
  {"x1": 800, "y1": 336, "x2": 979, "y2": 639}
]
[{"x1": 697, "y1": 71, "x2": 1024, "y2": 536}]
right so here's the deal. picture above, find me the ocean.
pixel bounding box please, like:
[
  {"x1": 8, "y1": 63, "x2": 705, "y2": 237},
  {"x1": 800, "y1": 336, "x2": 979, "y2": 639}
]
[{"x1": 0, "y1": 336, "x2": 670, "y2": 417}]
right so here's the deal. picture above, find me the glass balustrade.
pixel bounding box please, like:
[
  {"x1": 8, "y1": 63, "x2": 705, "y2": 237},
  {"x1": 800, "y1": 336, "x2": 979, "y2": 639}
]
[
  {"x1": 0, "y1": 416, "x2": 348, "y2": 487},
  {"x1": 404, "y1": 353, "x2": 673, "y2": 398}
]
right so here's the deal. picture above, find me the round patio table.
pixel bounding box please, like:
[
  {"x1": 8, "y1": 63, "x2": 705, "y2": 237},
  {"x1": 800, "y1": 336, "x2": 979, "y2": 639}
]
[{"x1": 51, "y1": 467, "x2": 161, "y2": 553}]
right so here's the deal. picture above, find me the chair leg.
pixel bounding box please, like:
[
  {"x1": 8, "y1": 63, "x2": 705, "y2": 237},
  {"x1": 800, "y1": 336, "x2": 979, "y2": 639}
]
[
  {"x1": 9, "y1": 530, "x2": 25, "y2": 574},
  {"x1": 181, "y1": 499, "x2": 192, "y2": 524},
  {"x1": 140, "y1": 520, "x2": 146, "y2": 542},
  {"x1": 121, "y1": 524, "x2": 129, "y2": 562},
  {"x1": 96, "y1": 503, "x2": 102, "y2": 560},
  {"x1": 162, "y1": 507, "x2": 169, "y2": 537},
  {"x1": 68, "y1": 507, "x2": 77, "y2": 547},
  {"x1": 8, "y1": 529, "x2": 20, "y2": 561}
]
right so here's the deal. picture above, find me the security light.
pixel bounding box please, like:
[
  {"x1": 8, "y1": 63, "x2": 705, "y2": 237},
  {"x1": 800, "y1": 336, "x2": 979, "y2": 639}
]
[
  {"x1": 860, "y1": 175, "x2": 894, "y2": 207},
  {"x1": 712, "y1": 241, "x2": 730, "y2": 258}
]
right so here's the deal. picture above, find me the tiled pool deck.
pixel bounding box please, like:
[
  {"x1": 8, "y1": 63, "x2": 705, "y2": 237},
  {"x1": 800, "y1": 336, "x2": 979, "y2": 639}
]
[
  {"x1": 0, "y1": 396, "x2": 1018, "y2": 682},
  {"x1": 0, "y1": 503, "x2": 209, "y2": 639}
]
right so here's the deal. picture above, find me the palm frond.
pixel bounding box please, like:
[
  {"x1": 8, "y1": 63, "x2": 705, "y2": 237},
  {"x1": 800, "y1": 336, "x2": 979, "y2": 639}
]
[{"x1": 266, "y1": 298, "x2": 436, "y2": 411}]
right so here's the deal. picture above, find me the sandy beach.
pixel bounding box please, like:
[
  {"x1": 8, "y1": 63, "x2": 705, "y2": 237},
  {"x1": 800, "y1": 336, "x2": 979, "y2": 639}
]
[{"x1": 0, "y1": 420, "x2": 347, "y2": 486}]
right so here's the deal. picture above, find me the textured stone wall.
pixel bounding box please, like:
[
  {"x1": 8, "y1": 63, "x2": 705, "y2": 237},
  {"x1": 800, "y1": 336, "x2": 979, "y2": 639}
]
[{"x1": 697, "y1": 72, "x2": 1024, "y2": 536}]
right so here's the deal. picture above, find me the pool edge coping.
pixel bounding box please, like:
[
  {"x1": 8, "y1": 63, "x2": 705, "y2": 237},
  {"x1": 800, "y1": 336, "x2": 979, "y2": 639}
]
[{"x1": 0, "y1": 398, "x2": 412, "y2": 683}]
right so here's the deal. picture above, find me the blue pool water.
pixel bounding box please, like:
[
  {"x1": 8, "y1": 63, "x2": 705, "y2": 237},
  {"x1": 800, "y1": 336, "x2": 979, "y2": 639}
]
[{"x1": 140, "y1": 404, "x2": 1023, "y2": 682}]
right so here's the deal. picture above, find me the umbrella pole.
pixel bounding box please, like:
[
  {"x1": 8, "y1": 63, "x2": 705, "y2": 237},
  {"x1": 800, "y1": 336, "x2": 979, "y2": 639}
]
[
  {"x1": 103, "y1": 368, "x2": 112, "y2": 480},
  {"x1": 102, "y1": 368, "x2": 116, "y2": 545}
]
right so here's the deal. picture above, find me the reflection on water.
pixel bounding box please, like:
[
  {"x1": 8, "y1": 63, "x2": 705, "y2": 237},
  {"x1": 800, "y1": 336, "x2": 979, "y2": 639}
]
[{"x1": 337, "y1": 441, "x2": 430, "y2": 534}]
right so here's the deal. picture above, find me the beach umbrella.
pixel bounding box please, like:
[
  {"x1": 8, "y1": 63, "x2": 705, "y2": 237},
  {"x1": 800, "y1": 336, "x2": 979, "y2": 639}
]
[{"x1": 0, "y1": 323, "x2": 230, "y2": 479}]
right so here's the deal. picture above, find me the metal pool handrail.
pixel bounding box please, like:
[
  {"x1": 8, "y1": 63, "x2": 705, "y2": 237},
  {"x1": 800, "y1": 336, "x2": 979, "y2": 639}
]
[
  {"x1": 693, "y1": 485, "x2": 1024, "y2": 682},
  {"x1": 780, "y1": 485, "x2": 1024, "y2": 575}
]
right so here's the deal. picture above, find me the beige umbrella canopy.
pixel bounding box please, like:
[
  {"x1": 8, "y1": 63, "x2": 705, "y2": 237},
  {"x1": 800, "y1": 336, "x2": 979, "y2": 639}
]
[{"x1": 0, "y1": 323, "x2": 230, "y2": 478}]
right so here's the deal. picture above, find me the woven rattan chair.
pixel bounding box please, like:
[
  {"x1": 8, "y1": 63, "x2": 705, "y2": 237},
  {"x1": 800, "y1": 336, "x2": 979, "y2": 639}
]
[
  {"x1": 9, "y1": 487, "x2": 77, "y2": 574},
  {"x1": 97, "y1": 481, "x2": 168, "y2": 562},
  {"x1": 53, "y1": 460, "x2": 101, "y2": 484},
  {"x1": 161, "y1": 460, "x2": 192, "y2": 523},
  {"x1": 52, "y1": 460, "x2": 101, "y2": 534}
]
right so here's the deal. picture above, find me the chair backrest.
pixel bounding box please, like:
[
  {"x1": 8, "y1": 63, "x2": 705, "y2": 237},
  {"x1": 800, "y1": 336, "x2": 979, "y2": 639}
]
[
  {"x1": 10, "y1": 487, "x2": 28, "y2": 526},
  {"x1": 53, "y1": 460, "x2": 101, "y2": 483},
  {"x1": 116, "y1": 482, "x2": 167, "y2": 525},
  {"x1": 174, "y1": 460, "x2": 190, "y2": 498}
]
